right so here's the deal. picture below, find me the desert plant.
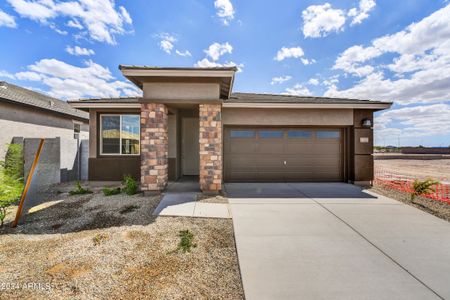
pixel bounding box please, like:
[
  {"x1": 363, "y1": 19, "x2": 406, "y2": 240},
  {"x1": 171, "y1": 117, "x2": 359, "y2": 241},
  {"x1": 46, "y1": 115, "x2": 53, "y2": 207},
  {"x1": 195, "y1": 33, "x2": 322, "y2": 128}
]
[
  {"x1": 102, "y1": 187, "x2": 121, "y2": 196},
  {"x1": 92, "y1": 233, "x2": 108, "y2": 246},
  {"x1": 0, "y1": 169, "x2": 23, "y2": 226},
  {"x1": 410, "y1": 178, "x2": 439, "y2": 201},
  {"x1": 0, "y1": 144, "x2": 24, "y2": 226},
  {"x1": 123, "y1": 175, "x2": 138, "y2": 195},
  {"x1": 176, "y1": 230, "x2": 197, "y2": 253},
  {"x1": 69, "y1": 181, "x2": 93, "y2": 196}
]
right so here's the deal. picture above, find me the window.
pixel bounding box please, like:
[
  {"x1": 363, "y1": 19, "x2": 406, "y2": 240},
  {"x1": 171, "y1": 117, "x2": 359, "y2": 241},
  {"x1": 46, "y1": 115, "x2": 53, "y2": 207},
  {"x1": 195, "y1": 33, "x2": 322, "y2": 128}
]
[
  {"x1": 316, "y1": 130, "x2": 340, "y2": 139},
  {"x1": 101, "y1": 114, "x2": 140, "y2": 155},
  {"x1": 230, "y1": 130, "x2": 255, "y2": 138},
  {"x1": 288, "y1": 130, "x2": 312, "y2": 138},
  {"x1": 259, "y1": 130, "x2": 283, "y2": 138}
]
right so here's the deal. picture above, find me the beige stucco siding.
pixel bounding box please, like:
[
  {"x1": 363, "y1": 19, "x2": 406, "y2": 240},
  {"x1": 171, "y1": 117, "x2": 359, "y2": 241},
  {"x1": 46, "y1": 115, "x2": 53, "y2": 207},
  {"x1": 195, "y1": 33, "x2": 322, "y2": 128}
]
[
  {"x1": 0, "y1": 101, "x2": 88, "y2": 159},
  {"x1": 222, "y1": 108, "x2": 354, "y2": 126},
  {"x1": 143, "y1": 82, "x2": 220, "y2": 100}
]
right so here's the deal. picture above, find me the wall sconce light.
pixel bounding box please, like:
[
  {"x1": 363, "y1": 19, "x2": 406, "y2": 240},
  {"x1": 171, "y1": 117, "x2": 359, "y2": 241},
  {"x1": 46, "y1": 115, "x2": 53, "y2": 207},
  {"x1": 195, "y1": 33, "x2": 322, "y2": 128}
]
[{"x1": 361, "y1": 118, "x2": 372, "y2": 128}]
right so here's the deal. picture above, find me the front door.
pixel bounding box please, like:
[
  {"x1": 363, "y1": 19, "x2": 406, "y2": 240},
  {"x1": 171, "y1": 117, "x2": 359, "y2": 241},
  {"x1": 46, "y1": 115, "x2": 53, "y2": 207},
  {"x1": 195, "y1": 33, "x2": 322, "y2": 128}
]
[{"x1": 182, "y1": 118, "x2": 200, "y2": 175}]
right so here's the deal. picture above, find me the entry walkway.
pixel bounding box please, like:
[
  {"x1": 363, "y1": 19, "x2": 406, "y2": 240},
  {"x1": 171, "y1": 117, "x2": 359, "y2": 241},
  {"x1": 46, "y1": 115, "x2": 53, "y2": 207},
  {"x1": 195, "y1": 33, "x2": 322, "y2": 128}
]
[
  {"x1": 153, "y1": 180, "x2": 231, "y2": 219},
  {"x1": 227, "y1": 182, "x2": 450, "y2": 300}
]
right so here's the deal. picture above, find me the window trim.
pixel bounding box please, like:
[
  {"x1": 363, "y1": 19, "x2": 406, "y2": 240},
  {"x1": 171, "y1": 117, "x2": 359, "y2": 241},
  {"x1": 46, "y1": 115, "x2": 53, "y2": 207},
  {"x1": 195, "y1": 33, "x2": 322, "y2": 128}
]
[
  {"x1": 259, "y1": 130, "x2": 284, "y2": 139},
  {"x1": 230, "y1": 130, "x2": 256, "y2": 138},
  {"x1": 100, "y1": 114, "x2": 141, "y2": 156},
  {"x1": 316, "y1": 130, "x2": 341, "y2": 139},
  {"x1": 287, "y1": 130, "x2": 313, "y2": 139}
]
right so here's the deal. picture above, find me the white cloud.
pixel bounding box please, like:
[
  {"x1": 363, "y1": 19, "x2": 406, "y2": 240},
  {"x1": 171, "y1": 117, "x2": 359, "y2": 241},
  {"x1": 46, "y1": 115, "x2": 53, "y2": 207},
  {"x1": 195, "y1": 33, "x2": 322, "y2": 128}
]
[
  {"x1": 275, "y1": 47, "x2": 304, "y2": 61},
  {"x1": 175, "y1": 50, "x2": 191, "y2": 57},
  {"x1": 7, "y1": 0, "x2": 133, "y2": 44},
  {"x1": 155, "y1": 33, "x2": 191, "y2": 57},
  {"x1": 328, "y1": 4, "x2": 450, "y2": 104},
  {"x1": 348, "y1": 0, "x2": 376, "y2": 25},
  {"x1": 302, "y1": 3, "x2": 346, "y2": 38},
  {"x1": 308, "y1": 78, "x2": 319, "y2": 86},
  {"x1": 195, "y1": 42, "x2": 242, "y2": 71},
  {"x1": 284, "y1": 84, "x2": 312, "y2": 96},
  {"x1": 15, "y1": 71, "x2": 43, "y2": 81},
  {"x1": 13, "y1": 58, "x2": 141, "y2": 99},
  {"x1": 214, "y1": 0, "x2": 235, "y2": 25},
  {"x1": 67, "y1": 19, "x2": 83, "y2": 29},
  {"x1": 205, "y1": 42, "x2": 233, "y2": 61},
  {"x1": 271, "y1": 75, "x2": 292, "y2": 85},
  {"x1": 0, "y1": 9, "x2": 17, "y2": 28},
  {"x1": 375, "y1": 104, "x2": 450, "y2": 144},
  {"x1": 157, "y1": 33, "x2": 176, "y2": 54},
  {"x1": 66, "y1": 45, "x2": 95, "y2": 56},
  {"x1": 194, "y1": 58, "x2": 243, "y2": 72},
  {"x1": 0, "y1": 70, "x2": 16, "y2": 80}
]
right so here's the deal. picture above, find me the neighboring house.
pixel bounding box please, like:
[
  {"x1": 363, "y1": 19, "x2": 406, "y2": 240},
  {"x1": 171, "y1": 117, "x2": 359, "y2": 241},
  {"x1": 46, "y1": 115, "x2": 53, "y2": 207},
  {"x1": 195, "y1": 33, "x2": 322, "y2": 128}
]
[
  {"x1": 69, "y1": 66, "x2": 391, "y2": 193},
  {"x1": 0, "y1": 81, "x2": 89, "y2": 181}
]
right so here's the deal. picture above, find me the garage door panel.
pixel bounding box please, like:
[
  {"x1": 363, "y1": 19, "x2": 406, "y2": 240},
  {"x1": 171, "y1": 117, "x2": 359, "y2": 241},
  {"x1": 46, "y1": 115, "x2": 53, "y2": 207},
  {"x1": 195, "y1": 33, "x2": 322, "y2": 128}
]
[{"x1": 224, "y1": 128, "x2": 343, "y2": 182}]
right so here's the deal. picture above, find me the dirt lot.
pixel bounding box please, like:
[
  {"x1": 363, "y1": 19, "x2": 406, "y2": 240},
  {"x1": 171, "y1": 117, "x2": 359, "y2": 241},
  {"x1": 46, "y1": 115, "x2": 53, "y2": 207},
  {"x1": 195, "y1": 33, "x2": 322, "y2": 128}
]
[
  {"x1": 371, "y1": 185, "x2": 450, "y2": 222},
  {"x1": 375, "y1": 159, "x2": 450, "y2": 183},
  {"x1": 0, "y1": 185, "x2": 244, "y2": 299}
]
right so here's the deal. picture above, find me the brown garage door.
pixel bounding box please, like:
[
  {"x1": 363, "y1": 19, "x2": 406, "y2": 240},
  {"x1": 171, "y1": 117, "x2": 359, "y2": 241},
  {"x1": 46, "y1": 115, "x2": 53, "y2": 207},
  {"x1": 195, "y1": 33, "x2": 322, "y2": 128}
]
[{"x1": 224, "y1": 128, "x2": 344, "y2": 182}]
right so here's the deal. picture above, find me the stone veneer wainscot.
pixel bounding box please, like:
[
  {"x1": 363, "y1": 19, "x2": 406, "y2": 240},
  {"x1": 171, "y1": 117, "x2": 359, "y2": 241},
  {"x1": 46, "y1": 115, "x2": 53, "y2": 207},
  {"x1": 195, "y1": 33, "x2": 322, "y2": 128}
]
[
  {"x1": 140, "y1": 103, "x2": 168, "y2": 191},
  {"x1": 199, "y1": 104, "x2": 223, "y2": 192}
]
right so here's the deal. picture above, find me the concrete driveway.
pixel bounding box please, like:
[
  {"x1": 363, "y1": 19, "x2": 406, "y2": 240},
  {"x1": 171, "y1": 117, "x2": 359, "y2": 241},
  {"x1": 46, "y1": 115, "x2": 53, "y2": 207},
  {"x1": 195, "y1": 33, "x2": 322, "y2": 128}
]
[{"x1": 226, "y1": 183, "x2": 450, "y2": 300}]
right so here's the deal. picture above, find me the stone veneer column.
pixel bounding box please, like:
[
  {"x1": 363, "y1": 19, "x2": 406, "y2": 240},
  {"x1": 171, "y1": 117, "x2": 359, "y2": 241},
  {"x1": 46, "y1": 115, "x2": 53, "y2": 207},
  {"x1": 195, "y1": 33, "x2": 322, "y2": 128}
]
[
  {"x1": 140, "y1": 103, "x2": 168, "y2": 192},
  {"x1": 199, "y1": 104, "x2": 222, "y2": 193}
]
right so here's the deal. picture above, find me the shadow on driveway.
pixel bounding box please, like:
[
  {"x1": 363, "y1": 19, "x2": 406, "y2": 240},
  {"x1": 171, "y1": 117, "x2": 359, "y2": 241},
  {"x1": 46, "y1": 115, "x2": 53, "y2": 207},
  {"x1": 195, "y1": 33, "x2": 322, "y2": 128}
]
[{"x1": 224, "y1": 182, "x2": 376, "y2": 199}]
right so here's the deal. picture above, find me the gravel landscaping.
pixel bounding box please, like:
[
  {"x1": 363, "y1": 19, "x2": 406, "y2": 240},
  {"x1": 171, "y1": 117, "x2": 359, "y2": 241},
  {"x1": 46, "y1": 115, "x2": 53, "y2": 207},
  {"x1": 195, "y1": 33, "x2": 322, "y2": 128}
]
[
  {"x1": 0, "y1": 183, "x2": 244, "y2": 299},
  {"x1": 371, "y1": 185, "x2": 450, "y2": 222}
]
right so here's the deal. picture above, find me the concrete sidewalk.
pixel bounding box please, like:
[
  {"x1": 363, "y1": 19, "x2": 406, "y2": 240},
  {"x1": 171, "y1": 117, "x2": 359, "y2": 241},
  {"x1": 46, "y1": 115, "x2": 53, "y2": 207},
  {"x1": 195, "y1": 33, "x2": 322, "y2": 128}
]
[
  {"x1": 228, "y1": 183, "x2": 450, "y2": 300},
  {"x1": 153, "y1": 181, "x2": 231, "y2": 219}
]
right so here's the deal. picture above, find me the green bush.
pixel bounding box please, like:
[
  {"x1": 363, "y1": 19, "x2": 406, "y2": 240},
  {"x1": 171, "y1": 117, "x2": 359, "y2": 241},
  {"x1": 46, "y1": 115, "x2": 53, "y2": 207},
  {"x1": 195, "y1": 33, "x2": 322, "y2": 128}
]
[
  {"x1": 123, "y1": 175, "x2": 138, "y2": 195},
  {"x1": 411, "y1": 178, "x2": 439, "y2": 201},
  {"x1": 0, "y1": 143, "x2": 24, "y2": 226},
  {"x1": 69, "y1": 181, "x2": 93, "y2": 195},
  {"x1": 102, "y1": 187, "x2": 121, "y2": 196},
  {"x1": 177, "y1": 230, "x2": 197, "y2": 253}
]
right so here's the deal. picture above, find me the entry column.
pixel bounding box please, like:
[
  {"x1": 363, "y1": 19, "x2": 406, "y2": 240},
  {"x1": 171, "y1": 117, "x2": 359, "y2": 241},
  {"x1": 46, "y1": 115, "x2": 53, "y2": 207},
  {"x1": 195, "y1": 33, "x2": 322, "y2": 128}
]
[
  {"x1": 140, "y1": 103, "x2": 168, "y2": 192},
  {"x1": 199, "y1": 104, "x2": 222, "y2": 193}
]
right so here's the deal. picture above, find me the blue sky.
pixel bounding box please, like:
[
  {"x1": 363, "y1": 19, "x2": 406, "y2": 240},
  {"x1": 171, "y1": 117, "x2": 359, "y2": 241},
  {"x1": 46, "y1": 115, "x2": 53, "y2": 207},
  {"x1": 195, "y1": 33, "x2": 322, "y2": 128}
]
[{"x1": 0, "y1": 0, "x2": 449, "y2": 147}]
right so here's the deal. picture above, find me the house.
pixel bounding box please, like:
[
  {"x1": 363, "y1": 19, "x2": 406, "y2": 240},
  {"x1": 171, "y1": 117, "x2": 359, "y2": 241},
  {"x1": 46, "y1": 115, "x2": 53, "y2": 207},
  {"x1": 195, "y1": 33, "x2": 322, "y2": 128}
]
[
  {"x1": 0, "y1": 81, "x2": 89, "y2": 181},
  {"x1": 69, "y1": 66, "x2": 392, "y2": 193}
]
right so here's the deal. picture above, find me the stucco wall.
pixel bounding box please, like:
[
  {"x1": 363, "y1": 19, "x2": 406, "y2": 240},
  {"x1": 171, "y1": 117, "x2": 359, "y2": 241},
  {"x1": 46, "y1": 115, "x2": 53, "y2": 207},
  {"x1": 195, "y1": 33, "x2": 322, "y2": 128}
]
[
  {"x1": 143, "y1": 82, "x2": 220, "y2": 100},
  {"x1": 0, "y1": 101, "x2": 88, "y2": 160},
  {"x1": 222, "y1": 108, "x2": 354, "y2": 126}
]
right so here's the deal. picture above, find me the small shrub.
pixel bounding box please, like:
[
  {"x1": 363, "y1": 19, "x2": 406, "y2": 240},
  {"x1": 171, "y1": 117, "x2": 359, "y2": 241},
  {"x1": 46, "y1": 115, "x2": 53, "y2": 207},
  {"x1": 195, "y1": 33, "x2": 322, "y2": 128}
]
[
  {"x1": 123, "y1": 175, "x2": 138, "y2": 195},
  {"x1": 69, "y1": 181, "x2": 93, "y2": 196},
  {"x1": 102, "y1": 187, "x2": 121, "y2": 196},
  {"x1": 411, "y1": 178, "x2": 439, "y2": 201},
  {"x1": 92, "y1": 233, "x2": 108, "y2": 246},
  {"x1": 176, "y1": 230, "x2": 197, "y2": 253}
]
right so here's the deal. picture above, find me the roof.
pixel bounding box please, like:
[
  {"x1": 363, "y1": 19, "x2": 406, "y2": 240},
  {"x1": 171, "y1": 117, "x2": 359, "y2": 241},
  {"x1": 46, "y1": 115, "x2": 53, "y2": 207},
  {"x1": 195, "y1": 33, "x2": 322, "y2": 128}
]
[
  {"x1": 68, "y1": 92, "x2": 392, "y2": 111},
  {"x1": 228, "y1": 92, "x2": 390, "y2": 105},
  {"x1": 119, "y1": 65, "x2": 238, "y2": 72},
  {"x1": 0, "y1": 81, "x2": 88, "y2": 120},
  {"x1": 119, "y1": 65, "x2": 237, "y2": 100}
]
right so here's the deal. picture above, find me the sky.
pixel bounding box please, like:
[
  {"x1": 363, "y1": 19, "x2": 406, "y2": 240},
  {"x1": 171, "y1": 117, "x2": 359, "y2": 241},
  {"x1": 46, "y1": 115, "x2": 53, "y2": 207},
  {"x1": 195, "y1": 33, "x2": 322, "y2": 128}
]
[{"x1": 0, "y1": 0, "x2": 449, "y2": 147}]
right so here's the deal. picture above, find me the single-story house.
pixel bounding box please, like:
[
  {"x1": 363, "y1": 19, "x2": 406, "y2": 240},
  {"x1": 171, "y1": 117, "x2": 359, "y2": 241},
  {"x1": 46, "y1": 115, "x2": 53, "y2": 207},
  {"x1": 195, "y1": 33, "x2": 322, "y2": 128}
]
[
  {"x1": 0, "y1": 81, "x2": 89, "y2": 182},
  {"x1": 69, "y1": 66, "x2": 392, "y2": 193}
]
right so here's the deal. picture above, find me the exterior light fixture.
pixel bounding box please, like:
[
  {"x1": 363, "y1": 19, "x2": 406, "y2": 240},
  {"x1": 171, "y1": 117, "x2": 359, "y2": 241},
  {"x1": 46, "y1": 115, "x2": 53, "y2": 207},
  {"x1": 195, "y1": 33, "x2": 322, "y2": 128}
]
[{"x1": 361, "y1": 118, "x2": 372, "y2": 128}]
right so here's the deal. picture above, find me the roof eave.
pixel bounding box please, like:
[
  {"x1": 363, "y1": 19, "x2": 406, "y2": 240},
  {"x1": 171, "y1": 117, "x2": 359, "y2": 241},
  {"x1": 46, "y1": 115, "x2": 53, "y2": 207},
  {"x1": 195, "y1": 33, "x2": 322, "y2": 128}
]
[{"x1": 222, "y1": 102, "x2": 392, "y2": 110}]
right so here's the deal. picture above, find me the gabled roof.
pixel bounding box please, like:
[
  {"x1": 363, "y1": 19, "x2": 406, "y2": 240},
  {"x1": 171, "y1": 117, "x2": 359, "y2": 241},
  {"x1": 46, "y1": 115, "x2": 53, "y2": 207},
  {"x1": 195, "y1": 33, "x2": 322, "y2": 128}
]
[{"x1": 0, "y1": 81, "x2": 88, "y2": 120}]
